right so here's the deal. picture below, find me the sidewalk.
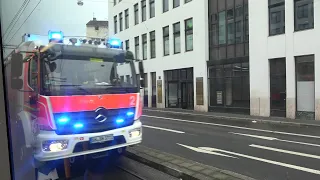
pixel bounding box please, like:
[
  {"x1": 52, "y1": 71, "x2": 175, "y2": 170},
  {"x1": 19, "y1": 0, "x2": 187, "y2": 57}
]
[
  {"x1": 126, "y1": 145, "x2": 256, "y2": 180},
  {"x1": 143, "y1": 107, "x2": 320, "y2": 128}
]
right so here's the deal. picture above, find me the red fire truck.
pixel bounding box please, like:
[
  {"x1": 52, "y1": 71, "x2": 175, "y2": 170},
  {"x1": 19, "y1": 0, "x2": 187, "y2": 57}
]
[{"x1": 5, "y1": 32, "x2": 144, "y2": 178}]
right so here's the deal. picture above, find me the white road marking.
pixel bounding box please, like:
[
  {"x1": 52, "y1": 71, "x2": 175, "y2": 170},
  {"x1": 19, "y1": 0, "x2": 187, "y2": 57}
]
[
  {"x1": 142, "y1": 125, "x2": 185, "y2": 134},
  {"x1": 142, "y1": 115, "x2": 320, "y2": 139},
  {"x1": 230, "y1": 132, "x2": 277, "y2": 140},
  {"x1": 178, "y1": 144, "x2": 238, "y2": 158},
  {"x1": 178, "y1": 143, "x2": 320, "y2": 175},
  {"x1": 250, "y1": 144, "x2": 320, "y2": 159},
  {"x1": 144, "y1": 109, "x2": 315, "y2": 127},
  {"x1": 229, "y1": 132, "x2": 320, "y2": 147}
]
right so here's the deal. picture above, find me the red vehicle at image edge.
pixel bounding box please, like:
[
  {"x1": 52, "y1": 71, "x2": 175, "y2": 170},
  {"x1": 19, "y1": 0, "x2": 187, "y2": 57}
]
[{"x1": 4, "y1": 32, "x2": 145, "y2": 178}]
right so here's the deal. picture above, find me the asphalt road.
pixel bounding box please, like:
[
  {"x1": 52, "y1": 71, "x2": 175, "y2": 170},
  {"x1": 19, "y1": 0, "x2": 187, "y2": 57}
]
[
  {"x1": 141, "y1": 110, "x2": 320, "y2": 180},
  {"x1": 70, "y1": 156, "x2": 179, "y2": 180}
]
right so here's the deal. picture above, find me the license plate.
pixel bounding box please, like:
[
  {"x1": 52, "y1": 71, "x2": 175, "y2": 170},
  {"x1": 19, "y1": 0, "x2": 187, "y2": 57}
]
[{"x1": 90, "y1": 134, "x2": 114, "y2": 144}]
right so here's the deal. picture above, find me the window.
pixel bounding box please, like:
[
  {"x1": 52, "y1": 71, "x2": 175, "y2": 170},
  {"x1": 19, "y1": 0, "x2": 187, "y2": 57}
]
[
  {"x1": 125, "y1": 9, "x2": 129, "y2": 29},
  {"x1": 28, "y1": 59, "x2": 38, "y2": 90},
  {"x1": 119, "y1": 12, "x2": 123, "y2": 32},
  {"x1": 163, "y1": 0, "x2": 169, "y2": 12},
  {"x1": 94, "y1": 26, "x2": 99, "y2": 31},
  {"x1": 126, "y1": 75, "x2": 131, "y2": 84},
  {"x1": 142, "y1": 34, "x2": 147, "y2": 60},
  {"x1": 173, "y1": 0, "x2": 180, "y2": 8},
  {"x1": 134, "y1": 3, "x2": 139, "y2": 25},
  {"x1": 294, "y1": 0, "x2": 314, "y2": 31},
  {"x1": 135, "y1": 36, "x2": 140, "y2": 60},
  {"x1": 185, "y1": 18, "x2": 193, "y2": 51},
  {"x1": 150, "y1": 0, "x2": 155, "y2": 18},
  {"x1": 244, "y1": 3, "x2": 249, "y2": 42},
  {"x1": 114, "y1": 15, "x2": 117, "y2": 34},
  {"x1": 150, "y1": 31, "x2": 156, "y2": 58},
  {"x1": 114, "y1": 0, "x2": 116, "y2": 6},
  {"x1": 218, "y1": 11, "x2": 226, "y2": 45},
  {"x1": 185, "y1": 0, "x2": 192, "y2": 3},
  {"x1": 163, "y1": 26, "x2": 170, "y2": 55},
  {"x1": 235, "y1": 6, "x2": 243, "y2": 43},
  {"x1": 269, "y1": 0, "x2": 285, "y2": 35},
  {"x1": 173, "y1": 22, "x2": 181, "y2": 53},
  {"x1": 227, "y1": 8, "x2": 234, "y2": 44},
  {"x1": 208, "y1": 63, "x2": 250, "y2": 108},
  {"x1": 125, "y1": 40, "x2": 130, "y2": 51},
  {"x1": 141, "y1": 0, "x2": 147, "y2": 22}
]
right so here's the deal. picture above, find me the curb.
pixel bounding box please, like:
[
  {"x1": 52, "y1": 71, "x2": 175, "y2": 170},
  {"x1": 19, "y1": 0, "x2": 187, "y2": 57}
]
[
  {"x1": 125, "y1": 145, "x2": 256, "y2": 180},
  {"x1": 143, "y1": 109, "x2": 320, "y2": 128}
]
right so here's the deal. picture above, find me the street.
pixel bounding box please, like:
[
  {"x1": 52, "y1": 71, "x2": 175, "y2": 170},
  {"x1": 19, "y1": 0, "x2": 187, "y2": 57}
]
[{"x1": 141, "y1": 109, "x2": 320, "y2": 180}]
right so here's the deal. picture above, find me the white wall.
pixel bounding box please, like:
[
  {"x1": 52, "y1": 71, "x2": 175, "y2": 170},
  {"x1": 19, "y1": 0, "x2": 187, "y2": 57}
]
[
  {"x1": 108, "y1": 0, "x2": 209, "y2": 111},
  {"x1": 250, "y1": 0, "x2": 320, "y2": 120},
  {"x1": 86, "y1": 26, "x2": 109, "y2": 40}
]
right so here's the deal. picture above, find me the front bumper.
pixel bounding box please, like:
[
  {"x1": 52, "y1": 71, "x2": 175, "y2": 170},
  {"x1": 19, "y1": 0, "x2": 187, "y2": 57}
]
[{"x1": 34, "y1": 120, "x2": 142, "y2": 161}]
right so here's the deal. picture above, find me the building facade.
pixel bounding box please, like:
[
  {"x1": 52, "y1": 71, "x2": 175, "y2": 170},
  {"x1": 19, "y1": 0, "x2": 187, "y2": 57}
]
[
  {"x1": 86, "y1": 17, "x2": 109, "y2": 43},
  {"x1": 109, "y1": 0, "x2": 209, "y2": 111},
  {"x1": 250, "y1": 0, "x2": 319, "y2": 120},
  {"x1": 110, "y1": 0, "x2": 319, "y2": 121},
  {"x1": 208, "y1": 0, "x2": 249, "y2": 114}
]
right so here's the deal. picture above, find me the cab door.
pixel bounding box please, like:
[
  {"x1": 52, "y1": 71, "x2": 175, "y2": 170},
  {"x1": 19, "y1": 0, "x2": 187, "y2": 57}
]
[{"x1": 24, "y1": 57, "x2": 38, "y2": 112}]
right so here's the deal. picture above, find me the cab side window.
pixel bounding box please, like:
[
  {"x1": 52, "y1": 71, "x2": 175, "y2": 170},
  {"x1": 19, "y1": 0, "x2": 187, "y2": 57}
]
[{"x1": 28, "y1": 58, "x2": 38, "y2": 90}]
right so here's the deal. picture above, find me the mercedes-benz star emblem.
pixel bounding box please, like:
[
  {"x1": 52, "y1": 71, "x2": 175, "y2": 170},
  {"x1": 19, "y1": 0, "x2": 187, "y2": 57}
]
[
  {"x1": 95, "y1": 108, "x2": 107, "y2": 122},
  {"x1": 98, "y1": 95, "x2": 102, "y2": 99}
]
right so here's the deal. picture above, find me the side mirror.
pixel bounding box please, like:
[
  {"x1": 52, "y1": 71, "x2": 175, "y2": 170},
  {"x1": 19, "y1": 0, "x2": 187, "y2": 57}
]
[
  {"x1": 49, "y1": 62, "x2": 57, "y2": 72},
  {"x1": 11, "y1": 53, "x2": 23, "y2": 78},
  {"x1": 11, "y1": 79, "x2": 23, "y2": 90}
]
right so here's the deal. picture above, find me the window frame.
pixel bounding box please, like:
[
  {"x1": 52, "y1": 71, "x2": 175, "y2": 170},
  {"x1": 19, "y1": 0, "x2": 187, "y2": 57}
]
[
  {"x1": 134, "y1": 3, "x2": 139, "y2": 25},
  {"x1": 135, "y1": 36, "x2": 140, "y2": 60},
  {"x1": 125, "y1": 9, "x2": 129, "y2": 29},
  {"x1": 173, "y1": 0, "x2": 180, "y2": 8},
  {"x1": 163, "y1": 0, "x2": 169, "y2": 13},
  {"x1": 150, "y1": 31, "x2": 156, "y2": 58},
  {"x1": 114, "y1": 15, "x2": 118, "y2": 34},
  {"x1": 163, "y1": 26, "x2": 170, "y2": 56},
  {"x1": 173, "y1": 22, "x2": 181, "y2": 54},
  {"x1": 149, "y1": 0, "x2": 155, "y2": 18},
  {"x1": 141, "y1": 0, "x2": 147, "y2": 22},
  {"x1": 142, "y1": 33, "x2": 148, "y2": 60},
  {"x1": 119, "y1": 12, "x2": 123, "y2": 32},
  {"x1": 125, "y1": 40, "x2": 130, "y2": 51},
  {"x1": 28, "y1": 58, "x2": 38, "y2": 90},
  {"x1": 268, "y1": 0, "x2": 285, "y2": 36},
  {"x1": 294, "y1": 0, "x2": 314, "y2": 32},
  {"x1": 184, "y1": 18, "x2": 193, "y2": 52}
]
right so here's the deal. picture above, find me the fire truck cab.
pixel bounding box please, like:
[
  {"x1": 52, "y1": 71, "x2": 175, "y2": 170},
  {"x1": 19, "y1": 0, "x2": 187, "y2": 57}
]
[{"x1": 6, "y1": 32, "x2": 145, "y2": 163}]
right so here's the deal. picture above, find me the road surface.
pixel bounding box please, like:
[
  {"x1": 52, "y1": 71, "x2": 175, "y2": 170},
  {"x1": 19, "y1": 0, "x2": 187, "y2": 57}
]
[{"x1": 141, "y1": 110, "x2": 320, "y2": 180}]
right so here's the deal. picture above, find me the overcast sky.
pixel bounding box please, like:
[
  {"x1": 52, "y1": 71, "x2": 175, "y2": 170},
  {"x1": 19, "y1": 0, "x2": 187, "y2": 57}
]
[{"x1": 1, "y1": 0, "x2": 108, "y2": 47}]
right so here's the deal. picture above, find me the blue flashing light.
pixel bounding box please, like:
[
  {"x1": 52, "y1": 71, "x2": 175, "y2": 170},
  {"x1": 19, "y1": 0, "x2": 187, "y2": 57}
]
[
  {"x1": 126, "y1": 112, "x2": 134, "y2": 116},
  {"x1": 108, "y1": 38, "x2": 122, "y2": 48},
  {"x1": 57, "y1": 117, "x2": 69, "y2": 124},
  {"x1": 116, "y1": 119, "x2": 124, "y2": 124},
  {"x1": 48, "y1": 31, "x2": 64, "y2": 42},
  {"x1": 110, "y1": 39, "x2": 120, "y2": 46},
  {"x1": 73, "y1": 123, "x2": 84, "y2": 128}
]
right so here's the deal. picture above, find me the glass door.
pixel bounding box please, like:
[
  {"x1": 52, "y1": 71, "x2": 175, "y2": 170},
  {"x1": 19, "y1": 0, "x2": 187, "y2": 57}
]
[{"x1": 167, "y1": 82, "x2": 179, "y2": 108}]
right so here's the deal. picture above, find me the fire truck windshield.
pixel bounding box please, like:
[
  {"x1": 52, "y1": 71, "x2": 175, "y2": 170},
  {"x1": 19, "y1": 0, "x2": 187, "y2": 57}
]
[{"x1": 41, "y1": 57, "x2": 138, "y2": 96}]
